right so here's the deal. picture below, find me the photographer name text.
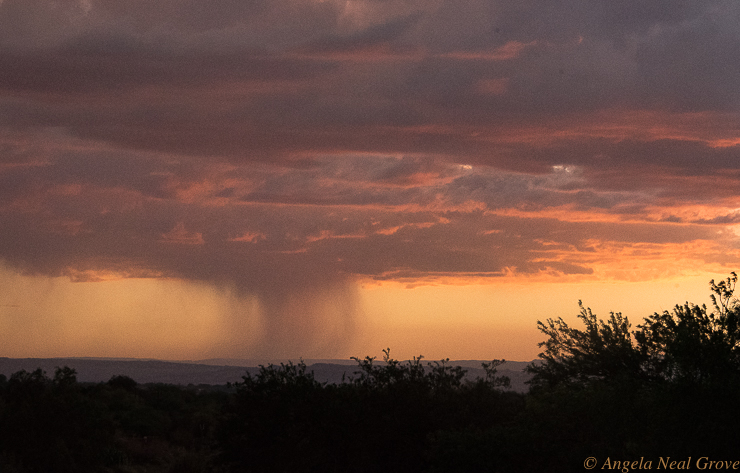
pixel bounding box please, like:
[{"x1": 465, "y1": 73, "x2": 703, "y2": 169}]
[{"x1": 584, "y1": 457, "x2": 740, "y2": 471}]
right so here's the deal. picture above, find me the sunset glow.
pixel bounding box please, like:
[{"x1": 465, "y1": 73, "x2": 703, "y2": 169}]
[{"x1": 2, "y1": 0, "x2": 740, "y2": 362}]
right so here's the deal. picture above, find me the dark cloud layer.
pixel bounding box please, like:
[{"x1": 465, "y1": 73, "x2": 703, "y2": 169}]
[{"x1": 2, "y1": 0, "x2": 740, "y2": 352}]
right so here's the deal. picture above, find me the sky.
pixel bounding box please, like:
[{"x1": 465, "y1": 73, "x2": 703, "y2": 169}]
[{"x1": 2, "y1": 0, "x2": 740, "y2": 362}]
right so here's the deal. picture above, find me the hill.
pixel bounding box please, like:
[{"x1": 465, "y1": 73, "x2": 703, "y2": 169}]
[{"x1": 0, "y1": 357, "x2": 533, "y2": 391}]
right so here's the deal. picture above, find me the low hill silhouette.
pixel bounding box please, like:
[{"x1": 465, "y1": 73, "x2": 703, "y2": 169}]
[{"x1": 0, "y1": 357, "x2": 532, "y2": 391}]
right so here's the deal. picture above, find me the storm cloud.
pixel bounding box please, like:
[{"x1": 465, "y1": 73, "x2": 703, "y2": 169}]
[{"x1": 2, "y1": 0, "x2": 740, "y2": 355}]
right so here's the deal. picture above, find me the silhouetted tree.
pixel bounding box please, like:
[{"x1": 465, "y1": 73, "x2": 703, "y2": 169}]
[
  {"x1": 525, "y1": 273, "x2": 740, "y2": 462},
  {"x1": 527, "y1": 302, "x2": 645, "y2": 389},
  {"x1": 107, "y1": 374, "x2": 138, "y2": 392},
  {"x1": 637, "y1": 272, "x2": 740, "y2": 384},
  {"x1": 528, "y1": 273, "x2": 740, "y2": 389}
]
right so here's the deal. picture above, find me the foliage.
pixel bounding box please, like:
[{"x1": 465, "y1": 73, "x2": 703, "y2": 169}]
[
  {"x1": 637, "y1": 272, "x2": 740, "y2": 383},
  {"x1": 0, "y1": 368, "x2": 227, "y2": 473},
  {"x1": 219, "y1": 350, "x2": 517, "y2": 473},
  {"x1": 528, "y1": 272, "x2": 740, "y2": 389},
  {"x1": 348, "y1": 348, "x2": 509, "y2": 391},
  {"x1": 522, "y1": 272, "x2": 740, "y2": 465},
  {"x1": 527, "y1": 302, "x2": 643, "y2": 388},
  {"x1": 0, "y1": 367, "x2": 113, "y2": 472}
]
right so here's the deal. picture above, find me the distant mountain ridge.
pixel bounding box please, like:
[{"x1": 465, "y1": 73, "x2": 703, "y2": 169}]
[
  {"x1": 183, "y1": 357, "x2": 533, "y2": 370},
  {"x1": 0, "y1": 357, "x2": 533, "y2": 392}
]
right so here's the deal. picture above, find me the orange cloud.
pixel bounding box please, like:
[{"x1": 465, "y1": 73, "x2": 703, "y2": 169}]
[{"x1": 228, "y1": 231, "x2": 267, "y2": 243}]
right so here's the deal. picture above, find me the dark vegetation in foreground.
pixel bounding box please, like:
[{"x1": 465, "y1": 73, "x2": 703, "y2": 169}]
[{"x1": 3, "y1": 275, "x2": 740, "y2": 472}]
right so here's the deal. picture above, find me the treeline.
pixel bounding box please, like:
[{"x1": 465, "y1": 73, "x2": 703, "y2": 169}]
[
  {"x1": 0, "y1": 367, "x2": 229, "y2": 472},
  {"x1": 0, "y1": 354, "x2": 520, "y2": 472},
  {"x1": 2, "y1": 275, "x2": 740, "y2": 472}
]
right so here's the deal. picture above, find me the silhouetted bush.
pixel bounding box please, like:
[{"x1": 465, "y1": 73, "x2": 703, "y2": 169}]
[
  {"x1": 219, "y1": 350, "x2": 517, "y2": 473},
  {"x1": 0, "y1": 367, "x2": 114, "y2": 472},
  {"x1": 0, "y1": 367, "x2": 227, "y2": 472}
]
